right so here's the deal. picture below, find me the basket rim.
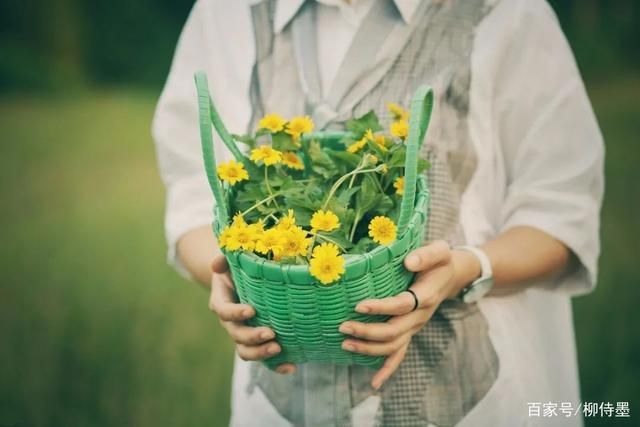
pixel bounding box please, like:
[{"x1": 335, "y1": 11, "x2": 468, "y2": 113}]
[{"x1": 221, "y1": 175, "x2": 429, "y2": 287}]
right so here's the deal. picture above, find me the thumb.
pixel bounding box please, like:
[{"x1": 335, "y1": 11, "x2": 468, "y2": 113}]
[
  {"x1": 404, "y1": 240, "x2": 450, "y2": 272},
  {"x1": 211, "y1": 253, "x2": 229, "y2": 274}
]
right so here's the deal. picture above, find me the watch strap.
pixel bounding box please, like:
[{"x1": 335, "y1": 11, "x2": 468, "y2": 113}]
[{"x1": 455, "y1": 245, "x2": 492, "y2": 281}]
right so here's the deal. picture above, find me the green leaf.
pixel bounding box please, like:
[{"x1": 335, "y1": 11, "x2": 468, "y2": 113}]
[
  {"x1": 291, "y1": 207, "x2": 313, "y2": 226},
  {"x1": 373, "y1": 194, "x2": 394, "y2": 214},
  {"x1": 345, "y1": 110, "x2": 383, "y2": 137},
  {"x1": 272, "y1": 131, "x2": 299, "y2": 151},
  {"x1": 366, "y1": 139, "x2": 387, "y2": 158},
  {"x1": 236, "y1": 182, "x2": 268, "y2": 203},
  {"x1": 326, "y1": 149, "x2": 361, "y2": 168},
  {"x1": 240, "y1": 157, "x2": 262, "y2": 179},
  {"x1": 355, "y1": 176, "x2": 381, "y2": 215},
  {"x1": 232, "y1": 133, "x2": 256, "y2": 148},
  {"x1": 388, "y1": 146, "x2": 406, "y2": 168},
  {"x1": 337, "y1": 186, "x2": 360, "y2": 206},
  {"x1": 349, "y1": 237, "x2": 375, "y2": 254},
  {"x1": 286, "y1": 194, "x2": 322, "y2": 212},
  {"x1": 417, "y1": 158, "x2": 431, "y2": 173},
  {"x1": 308, "y1": 140, "x2": 338, "y2": 178},
  {"x1": 316, "y1": 231, "x2": 354, "y2": 251}
]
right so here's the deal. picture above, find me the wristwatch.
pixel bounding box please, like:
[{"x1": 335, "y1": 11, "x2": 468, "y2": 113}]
[{"x1": 454, "y1": 246, "x2": 494, "y2": 303}]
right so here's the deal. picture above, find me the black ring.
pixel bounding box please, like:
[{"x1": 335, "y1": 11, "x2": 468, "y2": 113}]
[{"x1": 405, "y1": 289, "x2": 419, "y2": 312}]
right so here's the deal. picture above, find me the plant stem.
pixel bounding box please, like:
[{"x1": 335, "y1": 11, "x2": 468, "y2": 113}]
[
  {"x1": 322, "y1": 166, "x2": 382, "y2": 210},
  {"x1": 312, "y1": 232, "x2": 347, "y2": 252},
  {"x1": 264, "y1": 166, "x2": 281, "y2": 211},
  {"x1": 241, "y1": 193, "x2": 280, "y2": 216},
  {"x1": 349, "y1": 210, "x2": 361, "y2": 242}
]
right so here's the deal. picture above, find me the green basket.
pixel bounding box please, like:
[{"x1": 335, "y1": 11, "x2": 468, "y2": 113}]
[{"x1": 194, "y1": 71, "x2": 433, "y2": 369}]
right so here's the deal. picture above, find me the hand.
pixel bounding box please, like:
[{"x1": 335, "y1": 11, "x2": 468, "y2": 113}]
[
  {"x1": 339, "y1": 240, "x2": 480, "y2": 389},
  {"x1": 209, "y1": 254, "x2": 296, "y2": 375}
]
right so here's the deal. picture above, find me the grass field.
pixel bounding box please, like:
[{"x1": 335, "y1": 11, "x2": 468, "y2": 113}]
[{"x1": 0, "y1": 76, "x2": 638, "y2": 426}]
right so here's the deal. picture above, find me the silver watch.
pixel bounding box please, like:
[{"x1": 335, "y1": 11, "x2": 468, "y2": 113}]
[{"x1": 455, "y1": 246, "x2": 494, "y2": 303}]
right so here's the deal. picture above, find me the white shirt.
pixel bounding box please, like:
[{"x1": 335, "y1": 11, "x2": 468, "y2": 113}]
[{"x1": 152, "y1": 1, "x2": 604, "y2": 426}]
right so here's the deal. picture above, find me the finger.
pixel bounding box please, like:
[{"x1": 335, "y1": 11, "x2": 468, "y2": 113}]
[
  {"x1": 355, "y1": 291, "x2": 416, "y2": 316},
  {"x1": 211, "y1": 253, "x2": 229, "y2": 274},
  {"x1": 236, "y1": 342, "x2": 281, "y2": 361},
  {"x1": 342, "y1": 333, "x2": 410, "y2": 356},
  {"x1": 405, "y1": 266, "x2": 455, "y2": 310},
  {"x1": 403, "y1": 240, "x2": 451, "y2": 272},
  {"x1": 339, "y1": 313, "x2": 420, "y2": 341},
  {"x1": 224, "y1": 321, "x2": 276, "y2": 345},
  {"x1": 371, "y1": 342, "x2": 409, "y2": 390},
  {"x1": 210, "y1": 277, "x2": 255, "y2": 322},
  {"x1": 275, "y1": 363, "x2": 297, "y2": 375}
]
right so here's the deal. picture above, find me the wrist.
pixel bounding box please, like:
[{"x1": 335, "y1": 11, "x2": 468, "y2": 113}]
[{"x1": 448, "y1": 249, "x2": 482, "y2": 299}]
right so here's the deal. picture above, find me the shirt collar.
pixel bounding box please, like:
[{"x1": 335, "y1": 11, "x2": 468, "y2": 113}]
[{"x1": 269, "y1": 0, "x2": 419, "y2": 34}]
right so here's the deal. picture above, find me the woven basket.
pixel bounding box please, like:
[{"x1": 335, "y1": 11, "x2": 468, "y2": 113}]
[{"x1": 194, "y1": 71, "x2": 433, "y2": 369}]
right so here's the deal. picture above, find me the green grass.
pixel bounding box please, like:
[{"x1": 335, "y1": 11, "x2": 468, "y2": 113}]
[
  {"x1": 573, "y1": 75, "x2": 640, "y2": 426},
  {"x1": 0, "y1": 76, "x2": 638, "y2": 426},
  {"x1": 0, "y1": 92, "x2": 234, "y2": 427}
]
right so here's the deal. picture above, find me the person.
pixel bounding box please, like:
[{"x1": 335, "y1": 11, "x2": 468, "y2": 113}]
[{"x1": 153, "y1": 0, "x2": 604, "y2": 425}]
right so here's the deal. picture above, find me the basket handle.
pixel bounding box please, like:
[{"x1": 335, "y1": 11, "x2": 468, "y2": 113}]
[
  {"x1": 396, "y1": 85, "x2": 434, "y2": 236},
  {"x1": 194, "y1": 71, "x2": 240, "y2": 226}
]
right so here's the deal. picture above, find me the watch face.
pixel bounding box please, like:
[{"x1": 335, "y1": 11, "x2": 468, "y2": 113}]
[{"x1": 462, "y1": 278, "x2": 494, "y2": 304}]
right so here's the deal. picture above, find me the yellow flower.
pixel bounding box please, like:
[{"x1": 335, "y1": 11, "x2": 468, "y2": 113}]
[
  {"x1": 276, "y1": 209, "x2": 296, "y2": 231},
  {"x1": 387, "y1": 103, "x2": 409, "y2": 121},
  {"x1": 310, "y1": 210, "x2": 340, "y2": 232},
  {"x1": 347, "y1": 129, "x2": 371, "y2": 153},
  {"x1": 232, "y1": 213, "x2": 247, "y2": 226},
  {"x1": 286, "y1": 116, "x2": 314, "y2": 139},
  {"x1": 258, "y1": 113, "x2": 286, "y2": 133},
  {"x1": 373, "y1": 134, "x2": 388, "y2": 151},
  {"x1": 282, "y1": 151, "x2": 305, "y2": 170},
  {"x1": 225, "y1": 222, "x2": 257, "y2": 251},
  {"x1": 309, "y1": 242, "x2": 345, "y2": 284},
  {"x1": 218, "y1": 225, "x2": 232, "y2": 249},
  {"x1": 347, "y1": 137, "x2": 367, "y2": 154},
  {"x1": 379, "y1": 163, "x2": 388, "y2": 174},
  {"x1": 366, "y1": 154, "x2": 378, "y2": 165},
  {"x1": 368, "y1": 216, "x2": 397, "y2": 245},
  {"x1": 280, "y1": 226, "x2": 312, "y2": 257},
  {"x1": 255, "y1": 228, "x2": 283, "y2": 257},
  {"x1": 250, "y1": 145, "x2": 283, "y2": 166},
  {"x1": 248, "y1": 219, "x2": 265, "y2": 235},
  {"x1": 216, "y1": 160, "x2": 249, "y2": 185},
  {"x1": 390, "y1": 120, "x2": 409, "y2": 139},
  {"x1": 393, "y1": 176, "x2": 405, "y2": 195}
]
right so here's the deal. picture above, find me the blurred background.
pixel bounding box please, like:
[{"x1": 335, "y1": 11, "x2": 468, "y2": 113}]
[{"x1": 1, "y1": 1, "x2": 638, "y2": 426}]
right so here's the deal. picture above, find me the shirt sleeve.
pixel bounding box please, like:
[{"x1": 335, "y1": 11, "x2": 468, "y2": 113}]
[
  {"x1": 495, "y1": 0, "x2": 605, "y2": 295},
  {"x1": 152, "y1": 0, "x2": 237, "y2": 278}
]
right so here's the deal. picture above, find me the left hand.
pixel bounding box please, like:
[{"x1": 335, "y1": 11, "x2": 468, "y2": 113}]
[{"x1": 339, "y1": 240, "x2": 480, "y2": 390}]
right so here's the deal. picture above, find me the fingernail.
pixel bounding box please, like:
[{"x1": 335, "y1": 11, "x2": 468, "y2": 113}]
[
  {"x1": 405, "y1": 254, "x2": 419, "y2": 269},
  {"x1": 356, "y1": 305, "x2": 370, "y2": 314},
  {"x1": 242, "y1": 308, "x2": 253, "y2": 317},
  {"x1": 260, "y1": 330, "x2": 274, "y2": 340},
  {"x1": 372, "y1": 379, "x2": 383, "y2": 390},
  {"x1": 267, "y1": 344, "x2": 280, "y2": 355},
  {"x1": 339, "y1": 325, "x2": 353, "y2": 335},
  {"x1": 342, "y1": 342, "x2": 355, "y2": 352},
  {"x1": 277, "y1": 365, "x2": 294, "y2": 375}
]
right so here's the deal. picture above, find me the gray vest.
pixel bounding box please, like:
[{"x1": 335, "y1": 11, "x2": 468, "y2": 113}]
[{"x1": 246, "y1": 1, "x2": 499, "y2": 426}]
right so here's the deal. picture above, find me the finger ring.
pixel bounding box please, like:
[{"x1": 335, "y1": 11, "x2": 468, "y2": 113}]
[{"x1": 405, "y1": 289, "x2": 419, "y2": 311}]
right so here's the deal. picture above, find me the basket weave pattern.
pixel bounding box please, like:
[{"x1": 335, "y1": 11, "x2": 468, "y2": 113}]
[{"x1": 194, "y1": 71, "x2": 433, "y2": 369}]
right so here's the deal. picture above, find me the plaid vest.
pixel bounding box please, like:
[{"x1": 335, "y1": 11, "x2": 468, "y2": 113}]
[{"x1": 245, "y1": 1, "x2": 498, "y2": 425}]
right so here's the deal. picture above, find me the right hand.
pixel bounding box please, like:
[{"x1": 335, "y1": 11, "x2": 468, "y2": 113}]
[{"x1": 209, "y1": 253, "x2": 297, "y2": 375}]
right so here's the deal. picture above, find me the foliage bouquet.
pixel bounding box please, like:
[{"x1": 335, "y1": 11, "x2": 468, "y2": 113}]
[{"x1": 195, "y1": 72, "x2": 433, "y2": 368}]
